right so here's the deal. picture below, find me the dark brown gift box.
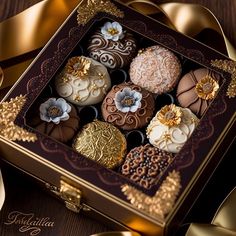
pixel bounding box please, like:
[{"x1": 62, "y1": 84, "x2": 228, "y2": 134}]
[{"x1": 0, "y1": 1, "x2": 235, "y2": 235}]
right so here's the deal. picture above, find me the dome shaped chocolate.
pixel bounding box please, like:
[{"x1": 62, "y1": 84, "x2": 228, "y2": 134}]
[
  {"x1": 130, "y1": 45, "x2": 182, "y2": 94},
  {"x1": 31, "y1": 98, "x2": 80, "y2": 143},
  {"x1": 87, "y1": 21, "x2": 137, "y2": 69},
  {"x1": 176, "y1": 68, "x2": 220, "y2": 116},
  {"x1": 101, "y1": 82, "x2": 155, "y2": 131}
]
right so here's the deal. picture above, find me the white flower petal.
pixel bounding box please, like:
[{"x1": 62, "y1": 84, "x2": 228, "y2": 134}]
[
  {"x1": 57, "y1": 98, "x2": 67, "y2": 111},
  {"x1": 39, "y1": 103, "x2": 50, "y2": 114},
  {"x1": 60, "y1": 113, "x2": 70, "y2": 121},
  {"x1": 66, "y1": 103, "x2": 71, "y2": 113},
  {"x1": 104, "y1": 22, "x2": 112, "y2": 29},
  {"x1": 47, "y1": 98, "x2": 56, "y2": 106},
  {"x1": 104, "y1": 34, "x2": 113, "y2": 40},
  {"x1": 112, "y1": 35, "x2": 119, "y2": 41},
  {"x1": 115, "y1": 91, "x2": 125, "y2": 102},
  {"x1": 40, "y1": 113, "x2": 51, "y2": 122},
  {"x1": 123, "y1": 87, "x2": 132, "y2": 96},
  {"x1": 133, "y1": 91, "x2": 142, "y2": 100},
  {"x1": 52, "y1": 117, "x2": 60, "y2": 124},
  {"x1": 130, "y1": 105, "x2": 139, "y2": 112},
  {"x1": 121, "y1": 107, "x2": 130, "y2": 113}
]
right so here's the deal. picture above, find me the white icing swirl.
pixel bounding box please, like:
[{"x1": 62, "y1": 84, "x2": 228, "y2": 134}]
[{"x1": 147, "y1": 107, "x2": 199, "y2": 153}]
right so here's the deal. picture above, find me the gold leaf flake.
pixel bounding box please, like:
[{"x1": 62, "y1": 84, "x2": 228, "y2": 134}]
[
  {"x1": 211, "y1": 59, "x2": 236, "y2": 98},
  {"x1": 0, "y1": 95, "x2": 37, "y2": 142},
  {"x1": 77, "y1": 0, "x2": 124, "y2": 26},
  {"x1": 121, "y1": 170, "x2": 181, "y2": 220}
]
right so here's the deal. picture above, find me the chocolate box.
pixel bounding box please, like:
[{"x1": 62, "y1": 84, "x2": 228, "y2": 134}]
[{"x1": 0, "y1": 1, "x2": 235, "y2": 235}]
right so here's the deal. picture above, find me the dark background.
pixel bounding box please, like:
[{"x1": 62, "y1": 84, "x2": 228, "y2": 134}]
[{"x1": 0, "y1": 1, "x2": 235, "y2": 236}]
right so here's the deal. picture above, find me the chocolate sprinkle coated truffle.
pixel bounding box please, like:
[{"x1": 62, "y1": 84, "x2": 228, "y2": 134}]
[
  {"x1": 177, "y1": 68, "x2": 220, "y2": 116},
  {"x1": 121, "y1": 144, "x2": 174, "y2": 189}
]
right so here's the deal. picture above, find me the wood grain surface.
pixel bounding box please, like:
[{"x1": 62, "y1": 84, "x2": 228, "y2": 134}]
[{"x1": 0, "y1": 1, "x2": 235, "y2": 236}]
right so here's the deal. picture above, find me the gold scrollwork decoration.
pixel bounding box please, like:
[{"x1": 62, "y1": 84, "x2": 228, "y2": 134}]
[
  {"x1": 211, "y1": 59, "x2": 236, "y2": 98},
  {"x1": 0, "y1": 95, "x2": 37, "y2": 142},
  {"x1": 121, "y1": 170, "x2": 181, "y2": 220},
  {"x1": 77, "y1": 0, "x2": 124, "y2": 26}
]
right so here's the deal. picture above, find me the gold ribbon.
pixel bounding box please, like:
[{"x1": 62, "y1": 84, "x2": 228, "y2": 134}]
[
  {"x1": 0, "y1": 0, "x2": 236, "y2": 89},
  {"x1": 90, "y1": 232, "x2": 141, "y2": 236},
  {"x1": 186, "y1": 187, "x2": 236, "y2": 236}
]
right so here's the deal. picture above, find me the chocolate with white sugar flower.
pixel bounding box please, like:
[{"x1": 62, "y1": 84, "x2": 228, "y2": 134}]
[
  {"x1": 147, "y1": 104, "x2": 199, "y2": 153},
  {"x1": 121, "y1": 144, "x2": 174, "y2": 188},
  {"x1": 87, "y1": 21, "x2": 137, "y2": 69},
  {"x1": 31, "y1": 98, "x2": 80, "y2": 143},
  {"x1": 55, "y1": 56, "x2": 111, "y2": 106},
  {"x1": 101, "y1": 82, "x2": 155, "y2": 130}
]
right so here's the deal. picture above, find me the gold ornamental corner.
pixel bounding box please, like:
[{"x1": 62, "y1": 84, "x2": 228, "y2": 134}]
[
  {"x1": 121, "y1": 170, "x2": 181, "y2": 220},
  {"x1": 0, "y1": 95, "x2": 37, "y2": 142},
  {"x1": 77, "y1": 0, "x2": 124, "y2": 26},
  {"x1": 211, "y1": 59, "x2": 236, "y2": 98}
]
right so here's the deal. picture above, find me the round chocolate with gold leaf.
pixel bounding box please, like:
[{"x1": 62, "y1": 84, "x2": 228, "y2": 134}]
[
  {"x1": 73, "y1": 120, "x2": 127, "y2": 169},
  {"x1": 101, "y1": 82, "x2": 155, "y2": 131},
  {"x1": 55, "y1": 56, "x2": 111, "y2": 106},
  {"x1": 177, "y1": 68, "x2": 220, "y2": 116},
  {"x1": 147, "y1": 104, "x2": 199, "y2": 153},
  {"x1": 121, "y1": 144, "x2": 174, "y2": 188}
]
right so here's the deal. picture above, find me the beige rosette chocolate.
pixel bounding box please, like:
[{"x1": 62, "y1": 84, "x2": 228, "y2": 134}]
[
  {"x1": 147, "y1": 104, "x2": 199, "y2": 153},
  {"x1": 73, "y1": 120, "x2": 127, "y2": 169},
  {"x1": 55, "y1": 56, "x2": 111, "y2": 106}
]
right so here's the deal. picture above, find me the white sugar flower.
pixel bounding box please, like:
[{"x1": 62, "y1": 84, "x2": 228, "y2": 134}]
[
  {"x1": 40, "y1": 98, "x2": 71, "y2": 124},
  {"x1": 115, "y1": 87, "x2": 142, "y2": 113},
  {"x1": 101, "y1": 21, "x2": 124, "y2": 41}
]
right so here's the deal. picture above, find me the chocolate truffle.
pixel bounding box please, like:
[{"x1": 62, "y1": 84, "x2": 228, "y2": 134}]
[
  {"x1": 55, "y1": 56, "x2": 111, "y2": 106},
  {"x1": 87, "y1": 21, "x2": 137, "y2": 69},
  {"x1": 101, "y1": 82, "x2": 155, "y2": 131},
  {"x1": 130, "y1": 45, "x2": 182, "y2": 94},
  {"x1": 177, "y1": 68, "x2": 220, "y2": 116},
  {"x1": 73, "y1": 120, "x2": 127, "y2": 169},
  {"x1": 121, "y1": 144, "x2": 174, "y2": 188},
  {"x1": 31, "y1": 98, "x2": 79, "y2": 143},
  {"x1": 147, "y1": 104, "x2": 199, "y2": 153}
]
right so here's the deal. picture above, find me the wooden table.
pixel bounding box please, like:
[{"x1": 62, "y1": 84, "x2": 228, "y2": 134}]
[{"x1": 0, "y1": 1, "x2": 235, "y2": 236}]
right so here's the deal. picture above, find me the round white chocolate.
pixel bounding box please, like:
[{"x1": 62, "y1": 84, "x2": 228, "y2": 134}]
[
  {"x1": 146, "y1": 107, "x2": 199, "y2": 153},
  {"x1": 55, "y1": 57, "x2": 111, "y2": 106}
]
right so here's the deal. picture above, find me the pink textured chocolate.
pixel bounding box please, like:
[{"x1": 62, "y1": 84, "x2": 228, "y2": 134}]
[{"x1": 129, "y1": 45, "x2": 182, "y2": 94}]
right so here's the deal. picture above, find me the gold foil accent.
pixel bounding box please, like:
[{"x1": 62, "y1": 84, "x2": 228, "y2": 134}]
[
  {"x1": 195, "y1": 75, "x2": 219, "y2": 100},
  {"x1": 77, "y1": 0, "x2": 124, "y2": 26},
  {"x1": 211, "y1": 59, "x2": 236, "y2": 98},
  {"x1": 121, "y1": 170, "x2": 181, "y2": 219},
  {"x1": 90, "y1": 232, "x2": 141, "y2": 236},
  {"x1": 66, "y1": 57, "x2": 91, "y2": 78},
  {"x1": 157, "y1": 104, "x2": 182, "y2": 127},
  {"x1": 186, "y1": 187, "x2": 236, "y2": 236},
  {"x1": 73, "y1": 120, "x2": 127, "y2": 169},
  {"x1": 0, "y1": 67, "x2": 3, "y2": 88},
  {"x1": 0, "y1": 95, "x2": 37, "y2": 142}
]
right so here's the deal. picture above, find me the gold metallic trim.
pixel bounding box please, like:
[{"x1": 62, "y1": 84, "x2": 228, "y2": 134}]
[
  {"x1": 77, "y1": 0, "x2": 124, "y2": 26},
  {"x1": 121, "y1": 171, "x2": 181, "y2": 220},
  {"x1": 211, "y1": 59, "x2": 236, "y2": 98},
  {"x1": 90, "y1": 232, "x2": 141, "y2": 236},
  {"x1": 166, "y1": 112, "x2": 235, "y2": 226},
  {"x1": 0, "y1": 67, "x2": 3, "y2": 87},
  {"x1": 0, "y1": 95, "x2": 37, "y2": 142}
]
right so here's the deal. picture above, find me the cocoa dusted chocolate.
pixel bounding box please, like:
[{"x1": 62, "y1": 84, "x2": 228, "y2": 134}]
[
  {"x1": 121, "y1": 144, "x2": 174, "y2": 188},
  {"x1": 177, "y1": 68, "x2": 220, "y2": 116},
  {"x1": 55, "y1": 56, "x2": 111, "y2": 106},
  {"x1": 31, "y1": 98, "x2": 80, "y2": 143},
  {"x1": 129, "y1": 45, "x2": 182, "y2": 94},
  {"x1": 101, "y1": 82, "x2": 155, "y2": 131},
  {"x1": 87, "y1": 21, "x2": 137, "y2": 69}
]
